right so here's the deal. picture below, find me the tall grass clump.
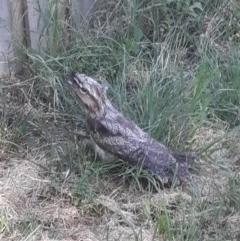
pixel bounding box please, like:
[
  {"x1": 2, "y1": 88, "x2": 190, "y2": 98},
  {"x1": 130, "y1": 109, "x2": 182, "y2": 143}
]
[
  {"x1": 3, "y1": 0, "x2": 238, "y2": 179},
  {"x1": 20, "y1": 0, "x2": 239, "y2": 131}
]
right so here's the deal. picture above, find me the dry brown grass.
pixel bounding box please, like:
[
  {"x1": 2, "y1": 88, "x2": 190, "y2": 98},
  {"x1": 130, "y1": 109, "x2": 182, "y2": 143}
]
[{"x1": 0, "y1": 124, "x2": 239, "y2": 240}]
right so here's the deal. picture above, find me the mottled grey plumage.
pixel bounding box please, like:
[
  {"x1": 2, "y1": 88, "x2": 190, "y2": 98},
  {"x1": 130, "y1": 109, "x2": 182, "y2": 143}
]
[{"x1": 66, "y1": 72, "x2": 191, "y2": 184}]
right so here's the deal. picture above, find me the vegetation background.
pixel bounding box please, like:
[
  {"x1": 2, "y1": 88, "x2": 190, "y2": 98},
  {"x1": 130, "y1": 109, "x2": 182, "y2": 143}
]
[{"x1": 0, "y1": 0, "x2": 240, "y2": 240}]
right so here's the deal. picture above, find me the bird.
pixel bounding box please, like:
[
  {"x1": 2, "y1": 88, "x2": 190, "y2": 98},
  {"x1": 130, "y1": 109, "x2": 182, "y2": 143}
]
[{"x1": 66, "y1": 72, "x2": 192, "y2": 185}]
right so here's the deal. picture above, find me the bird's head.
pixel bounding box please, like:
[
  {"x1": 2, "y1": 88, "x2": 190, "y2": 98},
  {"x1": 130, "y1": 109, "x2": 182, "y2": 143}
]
[{"x1": 66, "y1": 72, "x2": 108, "y2": 117}]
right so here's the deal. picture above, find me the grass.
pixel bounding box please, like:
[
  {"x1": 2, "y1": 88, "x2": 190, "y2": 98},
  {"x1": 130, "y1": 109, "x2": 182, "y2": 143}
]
[{"x1": 0, "y1": 0, "x2": 240, "y2": 240}]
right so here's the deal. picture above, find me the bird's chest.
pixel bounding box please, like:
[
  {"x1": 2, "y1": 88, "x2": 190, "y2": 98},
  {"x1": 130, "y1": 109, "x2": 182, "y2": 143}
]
[
  {"x1": 85, "y1": 116, "x2": 128, "y2": 153},
  {"x1": 86, "y1": 117, "x2": 112, "y2": 138}
]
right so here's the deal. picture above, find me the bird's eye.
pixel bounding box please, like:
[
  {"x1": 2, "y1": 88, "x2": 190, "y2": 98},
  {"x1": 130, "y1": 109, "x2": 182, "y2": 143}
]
[{"x1": 80, "y1": 87, "x2": 88, "y2": 93}]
